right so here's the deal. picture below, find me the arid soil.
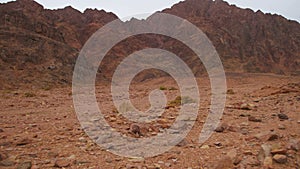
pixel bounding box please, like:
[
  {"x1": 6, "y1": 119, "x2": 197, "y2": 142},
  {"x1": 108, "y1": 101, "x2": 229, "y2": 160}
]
[{"x1": 0, "y1": 73, "x2": 299, "y2": 169}]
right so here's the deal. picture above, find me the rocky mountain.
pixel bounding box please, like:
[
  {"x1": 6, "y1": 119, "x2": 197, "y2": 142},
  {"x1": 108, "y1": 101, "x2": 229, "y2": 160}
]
[{"x1": 0, "y1": 0, "x2": 299, "y2": 89}]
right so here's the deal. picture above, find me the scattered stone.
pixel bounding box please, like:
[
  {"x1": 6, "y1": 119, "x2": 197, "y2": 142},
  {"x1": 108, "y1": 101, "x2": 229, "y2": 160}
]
[
  {"x1": 243, "y1": 150, "x2": 253, "y2": 155},
  {"x1": 16, "y1": 138, "x2": 32, "y2": 146},
  {"x1": 212, "y1": 156, "x2": 234, "y2": 169},
  {"x1": 128, "y1": 157, "x2": 144, "y2": 163},
  {"x1": 278, "y1": 124, "x2": 286, "y2": 130},
  {"x1": 258, "y1": 144, "x2": 272, "y2": 163},
  {"x1": 278, "y1": 113, "x2": 289, "y2": 120},
  {"x1": 130, "y1": 124, "x2": 141, "y2": 137},
  {"x1": 54, "y1": 159, "x2": 70, "y2": 168},
  {"x1": 177, "y1": 139, "x2": 188, "y2": 147},
  {"x1": 273, "y1": 154, "x2": 287, "y2": 164},
  {"x1": 215, "y1": 123, "x2": 228, "y2": 133},
  {"x1": 240, "y1": 103, "x2": 254, "y2": 110},
  {"x1": 0, "y1": 159, "x2": 15, "y2": 166},
  {"x1": 17, "y1": 161, "x2": 32, "y2": 169},
  {"x1": 240, "y1": 128, "x2": 249, "y2": 135},
  {"x1": 297, "y1": 120, "x2": 300, "y2": 124},
  {"x1": 287, "y1": 139, "x2": 300, "y2": 151},
  {"x1": 0, "y1": 152, "x2": 8, "y2": 161},
  {"x1": 227, "y1": 89, "x2": 235, "y2": 94},
  {"x1": 214, "y1": 142, "x2": 222, "y2": 147},
  {"x1": 271, "y1": 149, "x2": 287, "y2": 155},
  {"x1": 227, "y1": 125, "x2": 240, "y2": 132},
  {"x1": 263, "y1": 157, "x2": 273, "y2": 168},
  {"x1": 248, "y1": 116, "x2": 262, "y2": 122},
  {"x1": 200, "y1": 145, "x2": 210, "y2": 149},
  {"x1": 268, "y1": 134, "x2": 279, "y2": 141},
  {"x1": 165, "y1": 162, "x2": 171, "y2": 167}
]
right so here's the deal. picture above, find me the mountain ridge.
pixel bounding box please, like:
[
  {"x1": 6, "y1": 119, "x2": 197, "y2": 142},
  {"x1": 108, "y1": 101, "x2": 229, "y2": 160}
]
[{"x1": 0, "y1": 0, "x2": 299, "y2": 89}]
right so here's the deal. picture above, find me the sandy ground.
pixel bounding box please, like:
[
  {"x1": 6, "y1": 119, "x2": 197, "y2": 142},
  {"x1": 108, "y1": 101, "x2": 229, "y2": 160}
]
[{"x1": 0, "y1": 73, "x2": 299, "y2": 169}]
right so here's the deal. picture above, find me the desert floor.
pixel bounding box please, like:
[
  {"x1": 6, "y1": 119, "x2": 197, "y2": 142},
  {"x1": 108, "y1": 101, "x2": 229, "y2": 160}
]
[{"x1": 0, "y1": 73, "x2": 299, "y2": 169}]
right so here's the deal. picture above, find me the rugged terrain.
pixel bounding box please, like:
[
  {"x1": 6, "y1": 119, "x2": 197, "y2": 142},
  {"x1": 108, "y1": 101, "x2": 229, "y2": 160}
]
[
  {"x1": 0, "y1": 0, "x2": 300, "y2": 169},
  {"x1": 0, "y1": 74, "x2": 300, "y2": 168},
  {"x1": 0, "y1": 0, "x2": 300, "y2": 89}
]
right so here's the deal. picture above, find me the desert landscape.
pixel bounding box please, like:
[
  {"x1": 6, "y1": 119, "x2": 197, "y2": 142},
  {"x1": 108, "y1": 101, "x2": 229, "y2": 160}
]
[{"x1": 0, "y1": 0, "x2": 299, "y2": 169}]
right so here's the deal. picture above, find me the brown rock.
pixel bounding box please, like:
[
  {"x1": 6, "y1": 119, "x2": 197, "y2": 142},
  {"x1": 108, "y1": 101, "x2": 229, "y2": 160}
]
[
  {"x1": 54, "y1": 159, "x2": 71, "y2": 168},
  {"x1": 271, "y1": 149, "x2": 287, "y2": 155},
  {"x1": 212, "y1": 156, "x2": 234, "y2": 169},
  {"x1": 273, "y1": 154, "x2": 287, "y2": 164},
  {"x1": 248, "y1": 116, "x2": 262, "y2": 122},
  {"x1": 17, "y1": 161, "x2": 32, "y2": 169},
  {"x1": 263, "y1": 157, "x2": 273, "y2": 168},
  {"x1": 215, "y1": 123, "x2": 228, "y2": 132},
  {"x1": 278, "y1": 113, "x2": 289, "y2": 120},
  {"x1": 0, "y1": 152, "x2": 8, "y2": 161},
  {"x1": 0, "y1": 159, "x2": 15, "y2": 167}
]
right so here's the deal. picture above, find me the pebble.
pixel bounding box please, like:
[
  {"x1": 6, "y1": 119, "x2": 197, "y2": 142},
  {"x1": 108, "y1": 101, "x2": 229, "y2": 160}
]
[
  {"x1": 263, "y1": 157, "x2": 273, "y2": 168},
  {"x1": 273, "y1": 154, "x2": 287, "y2": 164},
  {"x1": 268, "y1": 134, "x2": 279, "y2": 141},
  {"x1": 54, "y1": 159, "x2": 70, "y2": 168},
  {"x1": 0, "y1": 152, "x2": 8, "y2": 161},
  {"x1": 215, "y1": 123, "x2": 228, "y2": 132},
  {"x1": 278, "y1": 113, "x2": 289, "y2": 120},
  {"x1": 248, "y1": 116, "x2": 262, "y2": 122},
  {"x1": 271, "y1": 149, "x2": 287, "y2": 155},
  {"x1": 200, "y1": 145, "x2": 210, "y2": 149},
  {"x1": 278, "y1": 124, "x2": 286, "y2": 130},
  {"x1": 240, "y1": 103, "x2": 254, "y2": 110},
  {"x1": 0, "y1": 159, "x2": 15, "y2": 166},
  {"x1": 17, "y1": 161, "x2": 32, "y2": 169}
]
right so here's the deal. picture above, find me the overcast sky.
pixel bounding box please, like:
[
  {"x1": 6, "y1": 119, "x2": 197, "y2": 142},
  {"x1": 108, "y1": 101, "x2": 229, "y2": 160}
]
[{"x1": 0, "y1": 0, "x2": 299, "y2": 22}]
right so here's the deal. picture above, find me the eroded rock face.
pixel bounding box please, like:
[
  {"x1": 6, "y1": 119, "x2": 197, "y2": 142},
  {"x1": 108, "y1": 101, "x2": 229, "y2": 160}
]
[{"x1": 0, "y1": 0, "x2": 300, "y2": 89}]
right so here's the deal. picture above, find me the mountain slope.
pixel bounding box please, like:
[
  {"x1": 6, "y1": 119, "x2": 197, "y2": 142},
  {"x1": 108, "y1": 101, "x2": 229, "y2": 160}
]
[{"x1": 0, "y1": 0, "x2": 299, "y2": 89}]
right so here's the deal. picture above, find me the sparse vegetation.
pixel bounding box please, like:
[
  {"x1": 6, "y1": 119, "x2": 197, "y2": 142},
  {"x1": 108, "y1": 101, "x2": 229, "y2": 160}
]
[{"x1": 159, "y1": 86, "x2": 167, "y2": 90}]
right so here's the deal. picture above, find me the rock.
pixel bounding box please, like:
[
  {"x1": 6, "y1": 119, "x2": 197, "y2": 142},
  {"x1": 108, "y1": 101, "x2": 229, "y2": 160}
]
[
  {"x1": 273, "y1": 154, "x2": 287, "y2": 164},
  {"x1": 212, "y1": 156, "x2": 234, "y2": 169},
  {"x1": 0, "y1": 159, "x2": 15, "y2": 166},
  {"x1": 0, "y1": 152, "x2": 8, "y2": 161},
  {"x1": 240, "y1": 103, "x2": 255, "y2": 110},
  {"x1": 227, "y1": 89, "x2": 235, "y2": 94},
  {"x1": 17, "y1": 161, "x2": 32, "y2": 169},
  {"x1": 258, "y1": 144, "x2": 272, "y2": 163},
  {"x1": 215, "y1": 123, "x2": 228, "y2": 132},
  {"x1": 200, "y1": 145, "x2": 210, "y2": 149},
  {"x1": 0, "y1": 129, "x2": 3, "y2": 133},
  {"x1": 16, "y1": 138, "x2": 32, "y2": 146},
  {"x1": 268, "y1": 134, "x2": 279, "y2": 141},
  {"x1": 130, "y1": 124, "x2": 141, "y2": 137},
  {"x1": 271, "y1": 149, "x2": 287, "y2": 155},
  {"x1": 278, "y1": 124, "x2": 286, "y2": 130},
  {"x1": 177, "y1": 139, "x2": 189, "y2": 147},
  {"x1": 214, "y1": 142, "x2": 222, "y2": 147},
  {"x1": 248, "y1": 116, "x2": 262, "y2": 122},
  {"x1": 227, "y1": 125, "x2": 240, "y2": 132},
  {"x1": 263, "y1": 157, "x2": 273, "y2": 168},
  {"x1": 278, "y1": 113, "x2": 289, "y2": 120},
  {"x1": 287, "y1": 139, "x2": 300, "y2": 151},
  {"x1": 128, "y1": 157, "x2": 144, "y2": 163},
  {"x1": 54, "y1": 159, "x2": 70, "y2": 168}
]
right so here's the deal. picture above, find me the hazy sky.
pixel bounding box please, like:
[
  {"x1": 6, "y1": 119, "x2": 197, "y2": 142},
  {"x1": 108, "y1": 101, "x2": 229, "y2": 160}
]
[{"x1": 0, "y1": 0, "x2": 299, "y2": 22}]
